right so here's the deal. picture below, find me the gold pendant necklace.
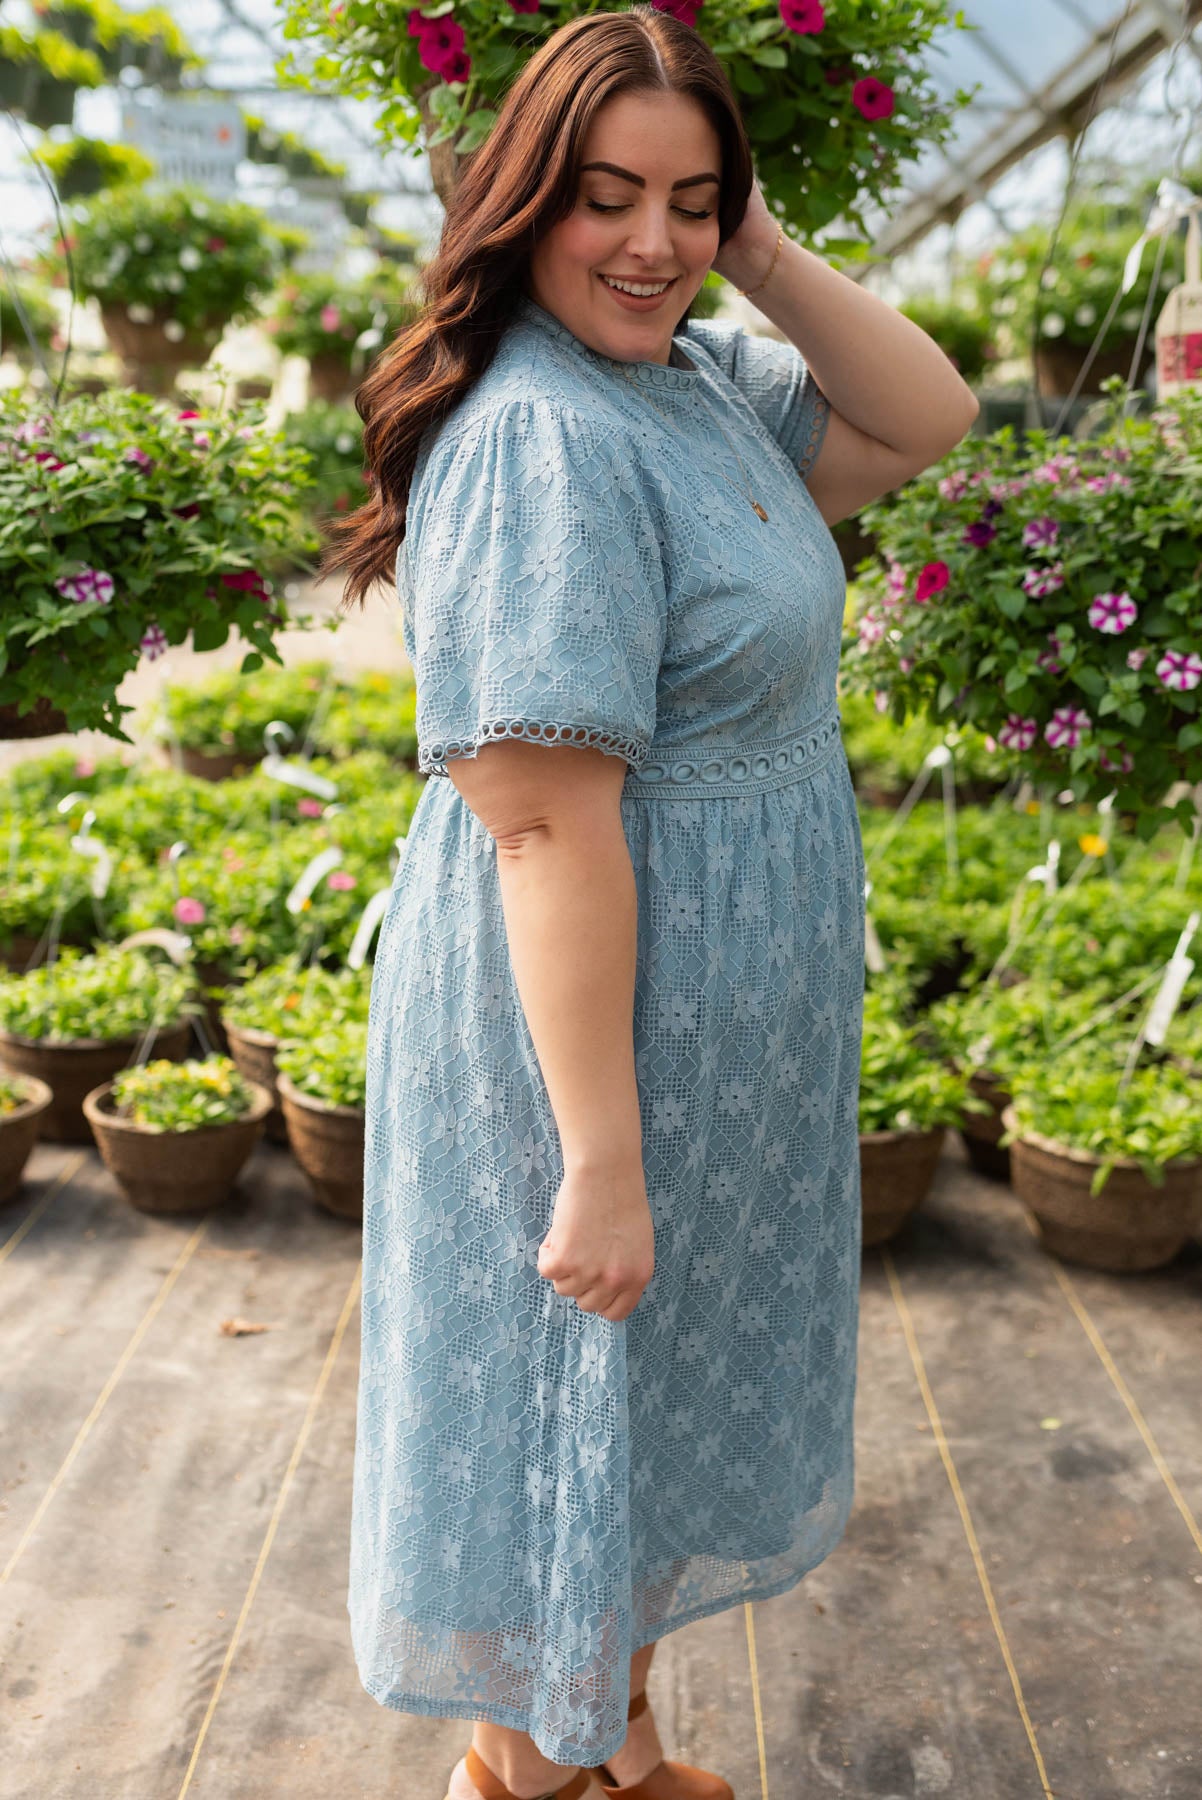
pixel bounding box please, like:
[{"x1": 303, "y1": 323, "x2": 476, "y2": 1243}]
[{"x1": 616, "y1": 360, "x2": 770, "y2": 523}]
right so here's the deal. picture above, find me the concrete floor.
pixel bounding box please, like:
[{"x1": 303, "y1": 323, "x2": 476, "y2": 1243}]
[{"x1": 2, "y1": 1129, "x2": 1200, "y2": 1800}]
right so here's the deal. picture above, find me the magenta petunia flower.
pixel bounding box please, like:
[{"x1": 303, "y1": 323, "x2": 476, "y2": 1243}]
[
  {"x1": 140, "y1": 623, "x2": 168, "y2": 660},
  {"x1": 852, "y1": 76, "x2": 894, "y2": 120},
  {"x1": 327, "y1": 869, "x2": 357, "y2": 891},
  {"x1": 997, "y1": 714, "x2": 1038, "y2": 751},
  {"x1": 1098, "y1": 744, "x2": 1134, "y2": 774},
  {"x1": 651, "y1": 0, "x2": 702, "y2": 20},
  {"x1": 221, "y1": 570, "x2": 268, "y2": 592},
  {"x1": 407, "y1": 7, "x2": 427, "y2": 33},
  {"x1": 320, "y1": 304, "x2": 341, "y2": 331},
  {"x1": 938, "y1": 471, "x2": 969, "y2": 502},
  {"x1": 1087, "y1": 591, "x2": 1137, "y2": 634},
  {"x1": 508, "y1": 0, "x2": 540, "y2": 10},
  {"x1": 438, "y1": 46, "x2": 471, "y2": 80},
  {"x1": 1022, "y1": 561, "x2": 1064, "y2": 597},
  {"x1": 1021, "y1": 515, "x2": 1059, "y2": 550},
  {"x1": 1156, "y1": 649, "x2": 1202, "y2": 692},
  {"x1": 55, "y1": 567, "x2": 114, "y2": 605},
  {"x1": 1045, "y1": 705, "x2": 1091, "y2": 750},
  {"x1": 173, "y1": 896, "x2": 206, "y2": 925},
  {"x1": 981, "y1": 499, "x2": 1004, "y2": 520},
  {"x1": 417, "y1": 15, "x2": 466, "y2": 72},
  {"x1": 963, "y1": 520, "x2": 997, "y2": 547},
  {"x1": 780, "y1": 0, "x2": 824, "y2": 31},
  {"x1": 914, "y1": 561, "x2": 949, "y2": 602},
  {"x1": 124, "y1": 446, "x2": 153, "y2": 470}
]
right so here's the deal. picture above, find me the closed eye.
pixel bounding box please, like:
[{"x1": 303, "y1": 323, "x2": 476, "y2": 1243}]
[{"x1": 586, "y1": 200, "x2": 713, "y2": 221}]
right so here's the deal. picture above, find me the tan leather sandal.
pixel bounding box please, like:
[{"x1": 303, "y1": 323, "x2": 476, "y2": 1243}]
[
  {"x1": 447, "y1": 1745, "x2": 603, "y2": 1800},
  {"x1": 596, "y1": 1689, "x2": 734, "y2": 1799}
]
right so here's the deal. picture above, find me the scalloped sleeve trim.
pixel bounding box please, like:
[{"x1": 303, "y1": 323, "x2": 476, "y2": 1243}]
[
  {"x1": 419, "y1": 718, "x2": 650, "y2": 778},
  {"x1": 798, "y1": 373, "x2": 832, "y2": 484}
]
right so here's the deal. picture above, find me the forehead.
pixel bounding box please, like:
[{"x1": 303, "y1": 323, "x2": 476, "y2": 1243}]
[{"x1": 578, "y1": 89, "x2": 721, "y2": 172}]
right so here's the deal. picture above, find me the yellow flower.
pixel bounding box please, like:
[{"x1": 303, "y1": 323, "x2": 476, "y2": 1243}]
[
  {"x1": 1078, "y1": 833, "x2": 1107, "y2": 858},
  {"x1": 1025, "y1": 801, "x2": 1041, "y2": 816}
]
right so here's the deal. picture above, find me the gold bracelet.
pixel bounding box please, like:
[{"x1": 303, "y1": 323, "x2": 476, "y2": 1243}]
[{"x1": 736, "y1": 224, "x2": 785, "y2": 299}]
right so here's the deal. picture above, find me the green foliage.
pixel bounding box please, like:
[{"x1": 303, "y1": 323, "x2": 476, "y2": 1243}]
[
  {"x1": 275, "y1": 401, "x2": 368, "y2": 566},
  {"x1": 858, "y1": 982, "x2": 983, "y2": 1132},
  {"x1": 923, "y1": 973, "x2": 1127, "y2": 1083},
  {"x1": 1002, "y1": 1043, "x2": 1202, "y2": 1194},
  {"x1": 0, "y1": 1070, "x2": 37, "y2": 1115},
  {"x1": 839, "y1": 684, "x2": 1010, "y2": 791},
  {"x1": 31, "y1": 0, "x2": 198, "y2": 80},
  {"x1": 28, "y1": 134, "x2": 155, "y2": 200},
  {"x1": 108, "y1": 1053, "x2": 257, "y2": 1130},
  {"x1": 263, "y1": 264, "x2": 418, "y2": 366},
  {"x1": 0, "y1": 278, "x2": 59, "y2": 360},
  {"x1": 221, "y1": 954, "x2": 371, "y2": 1036},
  {"x1": 275, "y1": 1015, "x2": 367, "y2": 1109},
  {"x1": 0, "y1": 384, "x2": 319, "y2": 741},
  {"x1": 844, "y1": 383, "x2": 1202, "y2": 838},
  {"x1": 151, "y1": 659, "x2": 418, "y2": 765},
  {"x1": 0, "y1": 21, "x2": 106, "y2": 85},
  {"x1": 275, "y1": 0, "x2": 977, "y2": 252},
  {"x1": 0, "y1": 943, "x2": 202, "y2": 1043}
]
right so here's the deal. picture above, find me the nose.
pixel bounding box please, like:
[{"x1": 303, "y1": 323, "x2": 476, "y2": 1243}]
[{"x1": 622, "y1": 203, "x2": 677, "y2": 268}]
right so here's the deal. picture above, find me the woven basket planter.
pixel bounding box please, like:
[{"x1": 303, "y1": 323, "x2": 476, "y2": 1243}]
[
  {"x1": 100, "y1": 306, "x2": 222, "y2": 396},
  {"x1": 306, "y1": 350, "x2": 357, "y2": 404},
  {"x1": 859, "y1": 1123, "x2": 946, "y2": 1247},
  {"x1": 223, "y1": 1021, "x2": 288, "y2": 1145},
  {"x1": 277, "y1": 1072, "x2": 363, "y2": 1221},
  {"x1": 0, "y1": 694, "x2": 71, "y2": 739},
  {"x1": 957, "y1": 1069, "x2": 1013, "y2": 1181},
  {"x1": 174, "y1": 744, "x2": 264, "y2": 782},
  {"x1": 82, "y1": 1077, "x2": 273, "y2": 1214},
  {"x1": 1001, "y1": 1103, "x2": 1202, "y2": 1272},
  {"x1": 0, "y1": 1019, "x2": 194, "y2": 1144},
  {"x1": 0, "y1": 1076, "x2": 53, "y2": 1206},
  {"x1": 1034, "y1": 338, "x2": 1138, "y2": 399}
]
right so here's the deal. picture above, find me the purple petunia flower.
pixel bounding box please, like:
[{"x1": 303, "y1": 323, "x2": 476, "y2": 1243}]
[
  {"x1": 140, "y1": 623, "x2": 168, "y2": 660},
  {"x1": 1045, "y1": 706, "x2": 1091, "y2": 750},
  {"x1": 1022, "y1": 515, "x2": 1059, "y2": 550},
  {"x1": 1087, "y1": 591, "x2": 1138, "y2": 634},
  {"x1": 1156, "y1": 649, "x2": 1202, "y2": 692},
  {"x1": 55, "y1": 567, "x2": 114, "y2": 606},
  {"x1": 963, "y1": 520, "x2": 997, "y2": 547}
]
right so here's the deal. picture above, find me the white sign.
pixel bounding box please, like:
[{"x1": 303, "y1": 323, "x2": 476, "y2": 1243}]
[{"x1": 121, "y1": 96, "x2": 246, "y2": 193}]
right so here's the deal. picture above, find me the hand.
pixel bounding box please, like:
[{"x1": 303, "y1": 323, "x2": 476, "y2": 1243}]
[
  {"x1": 711, "y1": 175, "x2": 783, "y2": 295},
  {"x1": 537, "y1": 1159, "x2": 655, "y2": 1323}
]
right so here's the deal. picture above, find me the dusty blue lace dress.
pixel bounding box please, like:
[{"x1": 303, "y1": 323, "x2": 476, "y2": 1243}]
[{"x1": 350, "y1": 292, "x2": 866, "y2": 1767}]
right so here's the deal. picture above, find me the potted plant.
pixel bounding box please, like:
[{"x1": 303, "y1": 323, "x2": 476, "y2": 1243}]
[
  {"x1": 30, "y1": 0, "x2": 198, "y2": 87},
  {"x1": 0, "y1": 384, "x2": 317, "y2": 741},
  {"x1": 858, "y1": 981, "x2": 985, "y2": 1246},
  {"x1": 1000, "y1": 1049, "x2": 1202, "y2": 1271},
  {"x1": 27, "y1": 134, "x2": 155, "y2": 201},
  {"x1": 844, "y1": 379, "x2": 1202, "y2": 841},
  {"x1": 263, "y1": 266, "x2": 417, "y2": 403},
  {"x1": 220, "y1": 957, "x2": 371, "y2": 1144},
  {"x1": 0, "y1": 277, "x2": 60, "y2": 368},
  {"x1": 83, "y1": 1054, "x2": 272, "y2": 1213},
  {"x1": 151, "y1": 659, "x2": 342, "y2": 778},
  {"x1": 39, "y1": 183, "x2": 291, "y2": 394},
  {"x1": 0, "y1": 944, "x2": 202, "y2": 1142},
  {"x1": 0, "y1": 24, "x2": 104, "y2": 131},
  {"x1": 0, "y1": 1070, "x2": 54, "y2": 1205},
  {"x1": 275, "y1": 1017, "x2": 366, "y2": 1221},
  {"x1": 0, "y1": 815, "x2": 148, "y2": 972}
]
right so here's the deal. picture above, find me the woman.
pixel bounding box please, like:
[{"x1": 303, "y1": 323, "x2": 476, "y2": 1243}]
[{"x1": 325, "y1": 8, "x2": 978, "y2": 1799}]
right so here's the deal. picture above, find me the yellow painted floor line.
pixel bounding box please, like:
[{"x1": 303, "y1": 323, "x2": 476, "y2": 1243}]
[
  {"x1": 0, "y1": 1151, "x2": 89, "y2": 1264},
  {"x1": 742, "y1": 1599, "x2": 770, "y2": 1800},
  {"x1": 178, "y1": 1258, "x2": 363, "y2": 1799},
  {"x1": 881, "y1": 1246, "x2": 1057, "y2": 1799},
  {"x1": 1, "y1": 1211, "x2": 210, "y2": 1588}
]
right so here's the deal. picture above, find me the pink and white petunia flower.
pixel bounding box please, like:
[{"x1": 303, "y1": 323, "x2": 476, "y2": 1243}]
[
  {"x1": 1045, "y1": 706, "x2": 1092, "y2": 750},
  {"x1": 54, "y1": 567, "x2": 114, "y2": 605},
  {"x1": 938, "y1": 471, "x2": 969, "y2": 502},
  {"x1": 1021, "y1": 515, "x2": 1059, "y2": 550},
  {"x1": 1035, "y1": 631, "x2": 1064, "y2": 674},
  {"x1": 997, "y1": 713, "x2": 1038, "y2": 751},
  {"x1": 1156, "y1": 649, "x2": 1202, "y2": 692},
  {"x1": 1126, "y1": 646, "x2": 1149, "y2": 671},
  {"x1": 1022, "y1": 561, "x2": 1064, "y2": 597},
  {"x1": 857, "y1": 610, "x2": 886, "y2": 647},
  {"x1": 140, "y1": 624, "x2": 168, "y2": 660},
  {"x1": 1098, "y1": 744, "x2": 1134, "y2": 774},
  {"x1": 1087, "y1": 591, "x2": 1138, "y2": 634}
]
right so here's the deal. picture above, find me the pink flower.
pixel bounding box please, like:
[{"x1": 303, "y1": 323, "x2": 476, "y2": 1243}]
[
  {"x1": 205, "y1": 236, "x2": 227, "y2": 252},
  {"x1": 407, "y1": 6, "x2": 429, "y2": 32},
  {"x1": 651, "y1": 0, "x2": 702, "y2": 21},
  {"x1": 55, "y1": 567, "x2": 114, "y2": 605},
  {"x1": 1087, "y1": 591, "x2": 1137, "y2": 635},
  {"x1": 1098, "y1": 744, "x2": 1134, "y2": 774},
  {"x1": 228, "y1": 924, "x2": 247, "y2": 945},
  {"x1": 857, "y1": 610, "x2": 886, "y2": 647},
  {"x1": 852, "y1": 77, "x2": 894, "y2": 121},
  {"x1": 1022, "y1": 561, "x2": 1064, "y2": 598},
  {"x1": 320, "y1": 304, "x2": 341, "y2": 332},
  {"x1": 74, "y1": 757, "x2": 96, "y2": 777},
  {"x1": 438, "y1": 47, "x2": 471, "y2": 81},
  {"x1": 177, "y1": 409, "x2": 203, "y2": 421},
  {"x1": 779, "y1": 0, "x2": 824, "y2": 31},
  {"x1": 898, "y1": 656, "x2": 914, "y2": 674},
  {"x1": 886, "y1": 560, "x2": 908, "y2": 602},
  {"x1": 998, "y1": 713, "x2": 1038, "y2": 751},
  {"x1": 1126, "y1": 646, "x2": 1149, "y2": 672},
  {"x1": 1156, "y1": 649, "x2": 1202, "y2": 692},
  {"x1": 417, "y1": 14, "x2": 466, "y2": 73},
  {"x1": 1084, "y1": 472, "x2": 1132, "y2": 493},
  {"x1": 298, "y1": 797, "x2": 325, "y2": 817},
  {"x1": 1045, "y1": 706, "x2": 1091, "y2": 751},
  {"x1": 1021, "y1": 515, "x2": 1059, "y2": 550},
  {"x1": 938, "y1": 472, "x2": 969, "y2": 502},
  {"x1": 914, "y1": 561, "x2": 949, "y2": 602},
  {"x1": 327, "y1": 870, "x2": 357, "y2": 891},
  {"x1": 221, "y1": 570, "x2": 268, "y2": 592},
  {"x1": 141, "y1": 623, "x2": 168, "y2": 660},
  {"x1": 1035, "y1": 632, "x2": 1064, "y2": 674},
  {"x1": 173, "y1": 896, "x2": 206, "y2": 925},
  {"x1": 873, "y1": 688, "x2": 889, "y2": 713},
  {"x1": 124, "y1": 446, "x2": 153, "y2": 469}
]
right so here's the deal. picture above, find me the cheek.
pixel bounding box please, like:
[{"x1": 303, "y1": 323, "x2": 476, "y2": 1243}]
[{"x1": 548, "y1": 209, "x2": 611, "y2": 271}]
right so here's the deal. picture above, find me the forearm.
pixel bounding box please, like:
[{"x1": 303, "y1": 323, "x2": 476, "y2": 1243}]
[
  {"x1": 727, "y1": 232, "x2": 979, "y2": 461},
  {"x1": 494, "y1": 813, "x2": 644, "y2": 1178}
]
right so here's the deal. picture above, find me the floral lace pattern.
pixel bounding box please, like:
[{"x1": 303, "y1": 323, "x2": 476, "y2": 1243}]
[{"x1": 351, "y1": 295, "x2": 864, "y2": 1767}]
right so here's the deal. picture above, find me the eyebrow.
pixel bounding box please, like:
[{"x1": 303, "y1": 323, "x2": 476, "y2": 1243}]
[{"x1": 579, "y1": 161, "x2": 720, "y2": 191}]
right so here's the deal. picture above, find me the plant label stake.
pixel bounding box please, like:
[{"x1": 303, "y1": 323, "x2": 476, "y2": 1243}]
[
  {"x1": 929, "y1": 743, "x2": 959, "y2": 885},
  {"x1": 286, "y1": 848, "x2": 343, "y2": 916},
  {"x1": 349, "y1": 889, "x2": 392, "y2": 971},
  {"x1": 1142, "y1": 911, "x2": 1199, "y2": 1050}
]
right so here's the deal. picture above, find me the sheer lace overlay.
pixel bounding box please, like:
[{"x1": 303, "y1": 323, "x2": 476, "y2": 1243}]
[{"x1": 351, "y1": 294, "x2": 865, "y2": 1767}]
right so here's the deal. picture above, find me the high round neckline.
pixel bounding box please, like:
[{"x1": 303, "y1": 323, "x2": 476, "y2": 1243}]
[{"x1": 515, "y1": 293, "x2": 702, "y2": 393}]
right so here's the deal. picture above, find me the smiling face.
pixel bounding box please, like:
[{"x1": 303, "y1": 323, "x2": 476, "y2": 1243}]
[{"x1": 525, "y1": 87, "x2": 723, "y2": 366}]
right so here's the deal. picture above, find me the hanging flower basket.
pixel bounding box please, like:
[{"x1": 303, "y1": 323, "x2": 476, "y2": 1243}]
[
  {"x1": 0, "y1": 1019, "x2": 193, "y2": 1143},
  {"x1": 99, "y1": 305, "x2": 222, "y2": 395},
  {"x1": 83, "y1": 1075, "x2": 272, "y2": 1213},
  {"x1": 0, "y1": 695, "x2": 71, "y2": 740},
  {"x1": 174, "y1": 745, "x2": 264, "y2": 782},
  {"x1": 0, "y1": 1075, "x2": 53, "y2": 1207},
  {"x1": 1000, "y1": 1103, "x2": 1202, "y2": 1272},
  {"x1": 276, "y1": 1070, "x2": 363, "y2": 1221},
  {"x1": 223, "y1": 1020, "x2": 288, "y2": 1145},
  {"x1": 859, "y1": 1123, "x2": 946, "y2": 1248},
  {"x1": 1033, "y1": 337, "x2": 1140, "y2": 399},
  {"x1": 956, "y1": 1069, "x2": 1013, "y2": 1181}
]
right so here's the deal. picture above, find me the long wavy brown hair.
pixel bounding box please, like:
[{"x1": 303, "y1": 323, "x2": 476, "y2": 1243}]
[{"x1": 320, "y1": 3, "x2": 754, "y2": 613}]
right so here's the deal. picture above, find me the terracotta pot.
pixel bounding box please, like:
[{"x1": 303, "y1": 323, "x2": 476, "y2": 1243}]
[
  {"x1": 0, "y1": 1019, "x2": 194, "y2": 1144},
  {"x1": 306, "y1": 350, "x2": 356, "y2": 404},
  {"x1": 0, "y1": 1076, "x2": 53, "y2": 1206},
  {"x1": 223, "y1": 1020, "x2": 288, "y2": 1145},
  {"x1": 100, "y1": 305, "x2": 222, "y2": 396},
  {"x1": 957, "y1": 1069, "x2": 1013, "y2": 1181},
  {"x1": 276, "y1": 1071, "x2": 363, "y2": 1221},
  {"x1": 859, "y1": 1123, "x2": 946, "y2": 1247},
  {"x1": 1001, "y1": 1103, "x2": 1202, "y2": 1272},
  {"x1": 82, "y1": 1077, "x2": 272, "y2": 1214},
  {"x1": 0, "y1": 695, "x2": 71, "y2": 739}
]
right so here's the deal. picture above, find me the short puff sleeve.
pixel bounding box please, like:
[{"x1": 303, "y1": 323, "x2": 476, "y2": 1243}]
[
  {"x1": 401, "y1": 400, "x2": 666, "y2": 779},
  {"x1": 682, "y1": 317, "x2": 830, "y2": 483}
]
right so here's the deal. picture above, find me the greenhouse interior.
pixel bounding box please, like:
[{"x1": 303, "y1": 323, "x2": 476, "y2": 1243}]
[{"x1": 2, "y1": 0, "x2": 1202, "y2": 1796}]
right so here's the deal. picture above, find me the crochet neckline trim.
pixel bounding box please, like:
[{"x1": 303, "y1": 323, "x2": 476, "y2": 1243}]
[{"x1": 515, "y1": 293, "x2": 704, "y2": 393}]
